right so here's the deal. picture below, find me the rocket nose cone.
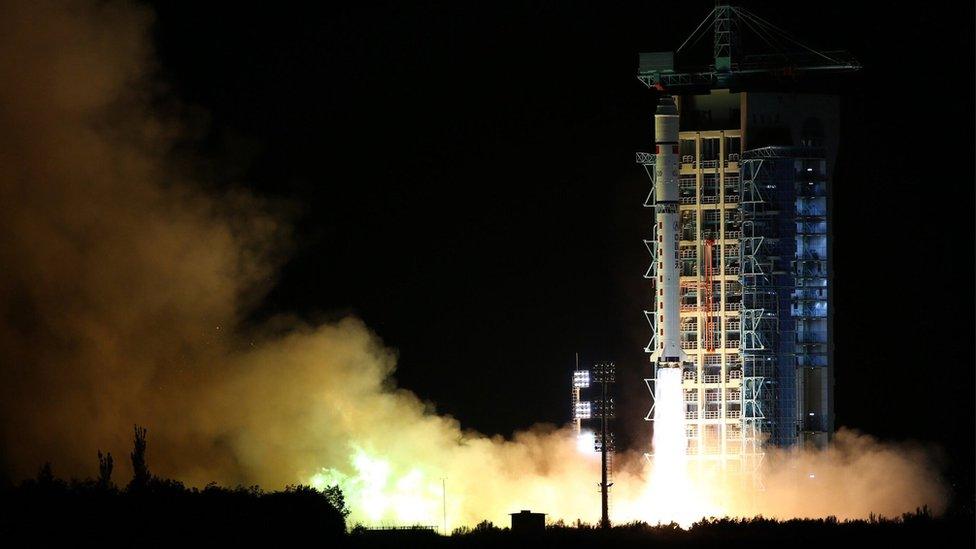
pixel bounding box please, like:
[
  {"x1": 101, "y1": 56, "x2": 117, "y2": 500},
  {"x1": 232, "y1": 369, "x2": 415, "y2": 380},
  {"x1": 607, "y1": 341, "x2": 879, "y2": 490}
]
[{"x1": 655, "y1": 96, "x2": 678, "y2": 116}]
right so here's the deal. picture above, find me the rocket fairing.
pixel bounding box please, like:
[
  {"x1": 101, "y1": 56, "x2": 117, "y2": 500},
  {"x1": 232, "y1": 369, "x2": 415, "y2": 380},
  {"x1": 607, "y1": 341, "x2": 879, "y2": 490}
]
[{"x1": 647, "y1": 95, "x2": 688, "y2": 369}]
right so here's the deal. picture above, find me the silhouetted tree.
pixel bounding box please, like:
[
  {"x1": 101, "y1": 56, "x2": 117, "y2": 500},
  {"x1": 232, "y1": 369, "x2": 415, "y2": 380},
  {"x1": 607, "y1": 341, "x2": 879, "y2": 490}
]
[
  {"x1": 129, "y1": 425, "x2": 149, "y2": 489},
  {"x1": 36, "y1": 462, "x2": 54, "y2": 485},
  {"x1": 97, "y1": 450, "x2": 113, "y2": 489},
  {"x1": 321, "y1": 484, "x2": 350, "y2": 519},
  {"x1": 474, "y1": 519, "x2": 499, "y2": 533}
]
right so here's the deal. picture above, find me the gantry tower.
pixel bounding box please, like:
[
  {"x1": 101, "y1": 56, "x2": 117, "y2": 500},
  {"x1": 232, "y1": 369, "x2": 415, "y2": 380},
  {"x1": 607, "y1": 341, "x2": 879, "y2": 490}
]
[{"x1": 639, "y1": 2, "x2": 859, "y2": 486}]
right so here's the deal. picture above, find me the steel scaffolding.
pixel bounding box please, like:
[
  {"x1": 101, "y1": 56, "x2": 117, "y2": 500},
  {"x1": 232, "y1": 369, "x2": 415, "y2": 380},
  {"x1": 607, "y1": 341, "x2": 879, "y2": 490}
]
[
  {"x1": 640, "y1": 130, "x2": 753, "y2": 482},
  {"x1": 640, "y1": 136, "x2": 832, "y2": 495}
]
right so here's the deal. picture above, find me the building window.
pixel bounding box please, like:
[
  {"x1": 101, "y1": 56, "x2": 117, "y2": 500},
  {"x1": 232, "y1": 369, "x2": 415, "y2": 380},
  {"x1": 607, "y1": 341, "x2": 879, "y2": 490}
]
[
  {"x1": 701, "y1": 138, "x2": 720, "y2": 161},
  {"x1": 725, "y1": 136, "x2": 741, "y2": 157}
]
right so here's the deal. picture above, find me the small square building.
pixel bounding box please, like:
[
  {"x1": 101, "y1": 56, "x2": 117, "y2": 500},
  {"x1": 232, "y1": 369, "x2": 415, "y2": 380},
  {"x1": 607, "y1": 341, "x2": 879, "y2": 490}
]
[{"x1": 509, "y1": 510, "x2": 545, "y2": 535}]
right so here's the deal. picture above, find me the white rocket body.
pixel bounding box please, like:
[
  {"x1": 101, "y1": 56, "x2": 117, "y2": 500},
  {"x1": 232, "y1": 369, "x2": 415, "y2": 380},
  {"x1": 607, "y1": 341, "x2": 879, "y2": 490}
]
[{"x1": 648, "y1": 96, "x2": 688, "y2": 368}]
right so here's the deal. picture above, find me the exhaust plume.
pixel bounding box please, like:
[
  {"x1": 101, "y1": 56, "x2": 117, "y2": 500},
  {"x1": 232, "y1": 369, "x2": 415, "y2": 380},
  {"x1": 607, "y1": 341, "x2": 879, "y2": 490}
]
[{"x1": 0, "y1": 0, "x2": 947, "y2": 527}]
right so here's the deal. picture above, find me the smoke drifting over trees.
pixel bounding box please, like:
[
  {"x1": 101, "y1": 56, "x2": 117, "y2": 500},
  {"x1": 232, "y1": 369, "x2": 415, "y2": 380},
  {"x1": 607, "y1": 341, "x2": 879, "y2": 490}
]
[{"x1": 0, "y1": 0, "x2": 949, "y2": 527}]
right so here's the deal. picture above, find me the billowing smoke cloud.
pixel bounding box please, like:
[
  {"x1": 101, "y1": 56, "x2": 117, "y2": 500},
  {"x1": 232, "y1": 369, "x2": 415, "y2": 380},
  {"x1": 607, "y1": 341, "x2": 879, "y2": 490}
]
[
  {"x1": 0, "y1": 0, "x2": 947, "y2": 528},
  {"x1": 0, "y1": 0, "x2": 282, "y2": 482}
]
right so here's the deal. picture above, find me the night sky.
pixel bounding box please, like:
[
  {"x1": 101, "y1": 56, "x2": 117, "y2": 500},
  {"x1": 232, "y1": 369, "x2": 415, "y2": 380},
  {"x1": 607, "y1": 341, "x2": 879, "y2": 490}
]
[{"x1": 147, "y1": 1, "x2": 974, "y2": 502}]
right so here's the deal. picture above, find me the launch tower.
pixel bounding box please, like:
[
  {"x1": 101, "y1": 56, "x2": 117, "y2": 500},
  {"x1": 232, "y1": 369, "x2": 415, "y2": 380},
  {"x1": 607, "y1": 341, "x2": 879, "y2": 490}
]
[{"x1": 638, "y1": 2, "x2": 858, "y2": 482}]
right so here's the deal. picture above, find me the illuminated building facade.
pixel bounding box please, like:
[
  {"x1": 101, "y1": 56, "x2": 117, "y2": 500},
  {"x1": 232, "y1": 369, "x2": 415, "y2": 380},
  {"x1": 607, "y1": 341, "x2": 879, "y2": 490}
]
[{"x1": 640, "y1": 90, "x2": 838, "y2": 481}]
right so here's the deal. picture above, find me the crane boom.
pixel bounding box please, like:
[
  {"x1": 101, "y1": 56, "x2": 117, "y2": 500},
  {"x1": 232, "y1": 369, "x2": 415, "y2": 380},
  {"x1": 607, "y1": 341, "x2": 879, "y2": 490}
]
[{"x1": 638, "y1": 2, "x2": 861, "y2": 91}]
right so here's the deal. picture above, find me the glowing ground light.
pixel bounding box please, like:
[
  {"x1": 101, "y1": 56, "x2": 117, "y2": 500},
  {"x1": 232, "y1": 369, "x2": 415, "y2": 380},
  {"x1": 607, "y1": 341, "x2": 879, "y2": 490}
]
[
  {"x1": 310, "y1": 448, "x2": 442, "y2": 525},
  {"x1": 577, "y1": 429, "x2": 596, "y2": 454},
  {"x1": 575, "y1": 401, "x2": 592, "y2": 420},
  {"x1": 573, "y1": 370, "x2": 591, "y2": 388}
]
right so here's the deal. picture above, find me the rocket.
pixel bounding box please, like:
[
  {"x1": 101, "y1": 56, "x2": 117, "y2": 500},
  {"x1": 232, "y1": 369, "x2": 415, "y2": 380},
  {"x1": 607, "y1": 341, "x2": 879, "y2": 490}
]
[{"x1": 647, "y1": 95, "x2": 688, "y2": 369}]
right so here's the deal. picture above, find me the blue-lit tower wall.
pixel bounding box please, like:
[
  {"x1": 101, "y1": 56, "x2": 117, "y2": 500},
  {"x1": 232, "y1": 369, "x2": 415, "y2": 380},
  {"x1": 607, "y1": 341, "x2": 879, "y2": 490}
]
[
  {"x1": 793, "y1": 153, "x2": 829, "y2": 441},
  {"x1": 740, "y1": 147, "x2": 828, "y2": 447}
]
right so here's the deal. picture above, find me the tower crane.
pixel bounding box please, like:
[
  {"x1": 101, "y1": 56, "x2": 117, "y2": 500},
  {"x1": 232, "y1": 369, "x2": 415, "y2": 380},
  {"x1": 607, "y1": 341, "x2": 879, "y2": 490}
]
[{"x1": 638, "y1": 1, "x2": 861, "y2": 91}]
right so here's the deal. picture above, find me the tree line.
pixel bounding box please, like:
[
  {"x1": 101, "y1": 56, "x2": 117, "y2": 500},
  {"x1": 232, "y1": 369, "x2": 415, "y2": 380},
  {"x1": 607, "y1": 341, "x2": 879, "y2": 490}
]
[{"x1": 0, "y1": 426, "x2": 348, "y2": 545}]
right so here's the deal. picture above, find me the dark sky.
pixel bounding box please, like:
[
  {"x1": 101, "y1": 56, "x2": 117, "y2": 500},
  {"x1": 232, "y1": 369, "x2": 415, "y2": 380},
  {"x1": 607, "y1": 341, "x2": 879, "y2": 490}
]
[{"x1": 147, "y1": 1, "x2": 974, "y2": 502}]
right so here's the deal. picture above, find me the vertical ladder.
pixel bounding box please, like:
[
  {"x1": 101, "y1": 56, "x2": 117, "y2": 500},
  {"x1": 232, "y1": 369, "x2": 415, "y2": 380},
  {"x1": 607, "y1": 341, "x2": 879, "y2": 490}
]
[{"x1": 702, "y1": 238, "x2": 716, "y2": 351}]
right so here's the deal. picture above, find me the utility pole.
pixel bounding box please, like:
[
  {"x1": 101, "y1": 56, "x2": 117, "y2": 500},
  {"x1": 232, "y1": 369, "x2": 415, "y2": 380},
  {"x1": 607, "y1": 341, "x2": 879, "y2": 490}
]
[
  {"x1": 593, "y1": 362, "x2": 615, "y2": 529},
  {"x1": 571, "y1": 361, "x2": 614, "y2": 528},
  {"x1": 572, "y1": 353, "x2": 582, "y2": 438},
  {"x1": 599, "y1": 374, "x2": 610, "y2": 529},
  {"x1": 441, "y1": 478, "x2": 447, "y2": 535}
]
